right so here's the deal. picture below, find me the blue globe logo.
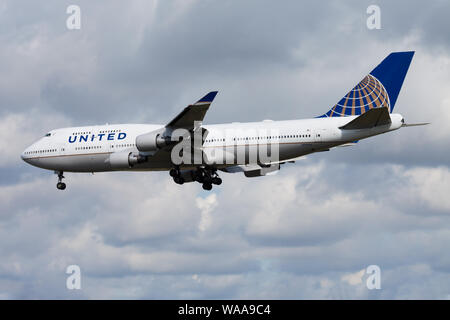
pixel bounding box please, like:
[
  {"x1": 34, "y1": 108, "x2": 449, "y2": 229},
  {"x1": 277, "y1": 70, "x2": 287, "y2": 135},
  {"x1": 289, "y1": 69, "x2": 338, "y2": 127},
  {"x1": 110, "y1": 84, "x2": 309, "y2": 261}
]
[{"x1": 327, "y1": 74, "x2": 390, "y2": 117}]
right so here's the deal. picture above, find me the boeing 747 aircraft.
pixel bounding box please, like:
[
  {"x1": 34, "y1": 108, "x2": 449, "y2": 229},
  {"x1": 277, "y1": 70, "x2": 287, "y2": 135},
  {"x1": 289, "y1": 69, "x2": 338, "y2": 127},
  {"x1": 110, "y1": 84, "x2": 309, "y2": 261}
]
[{"x1": 21, "y1": 51, "x2": 426, "y2": 191}]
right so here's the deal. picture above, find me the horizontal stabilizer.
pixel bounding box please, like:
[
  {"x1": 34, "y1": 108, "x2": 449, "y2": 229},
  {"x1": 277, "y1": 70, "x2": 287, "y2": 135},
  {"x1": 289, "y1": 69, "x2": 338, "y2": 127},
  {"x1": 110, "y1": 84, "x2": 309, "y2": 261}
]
[{"x1": 339, "y1": 107, "x2": 391, "y2": 130}]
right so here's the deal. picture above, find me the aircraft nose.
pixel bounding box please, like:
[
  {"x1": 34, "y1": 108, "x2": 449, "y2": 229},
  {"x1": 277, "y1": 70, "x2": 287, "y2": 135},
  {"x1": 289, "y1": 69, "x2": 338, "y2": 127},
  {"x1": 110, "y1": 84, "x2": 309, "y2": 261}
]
[{"x1": 21, "y1": 148, "x2": 30, "y2": 163}]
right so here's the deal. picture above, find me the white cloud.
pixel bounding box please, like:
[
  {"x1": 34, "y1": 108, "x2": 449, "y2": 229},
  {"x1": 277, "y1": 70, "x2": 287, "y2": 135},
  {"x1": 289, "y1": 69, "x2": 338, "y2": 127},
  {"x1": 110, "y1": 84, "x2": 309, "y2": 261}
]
[
  {"x1": 341, "y1": 269, "x2": 365, "y2": 286},
  {"x1": 403, "y1": 166, "x2": 450, "y2": 212},
  {"x1": 196, "y1": 193, "x2": 218, "y2": 232},
  {"x1": 0, "y1": 111, "x2": 70, "y2": 167}
]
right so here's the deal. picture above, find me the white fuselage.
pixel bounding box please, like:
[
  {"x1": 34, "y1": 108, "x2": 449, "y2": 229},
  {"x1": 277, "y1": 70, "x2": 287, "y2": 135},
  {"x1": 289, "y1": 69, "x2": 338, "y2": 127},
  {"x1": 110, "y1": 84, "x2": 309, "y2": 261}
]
[{"x1": 21, "y1": 114, "x2": 404, "y2": 173}]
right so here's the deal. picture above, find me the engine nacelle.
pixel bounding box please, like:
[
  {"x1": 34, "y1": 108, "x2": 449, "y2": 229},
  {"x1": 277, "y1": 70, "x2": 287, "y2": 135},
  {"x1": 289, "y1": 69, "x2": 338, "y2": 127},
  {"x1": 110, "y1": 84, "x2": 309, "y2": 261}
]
[
  {"x1": 109, "y1": 152, "x2": 147, "y2": 169},
  {"x1": 136, "y1": 130, "x2": 172, "y2": 152}
]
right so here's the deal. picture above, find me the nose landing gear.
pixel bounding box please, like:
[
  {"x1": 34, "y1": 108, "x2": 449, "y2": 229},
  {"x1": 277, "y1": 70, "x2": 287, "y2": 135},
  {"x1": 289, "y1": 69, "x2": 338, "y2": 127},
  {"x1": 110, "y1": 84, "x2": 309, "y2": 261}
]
[{"x1": 55, "y1": 171, "x2": 66, "y2": 190}]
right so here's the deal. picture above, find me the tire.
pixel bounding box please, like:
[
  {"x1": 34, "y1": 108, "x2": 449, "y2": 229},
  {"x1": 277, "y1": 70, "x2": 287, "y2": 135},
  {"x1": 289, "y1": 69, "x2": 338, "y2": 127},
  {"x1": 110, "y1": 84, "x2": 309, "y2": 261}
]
[
  {"x1": 169, "y1": 169, "x2": 177, "y2": 177},
  {"x1": 195, "y1": 174, "x2": 204, "y2": 183},
  {"x1": 202, "y1": 183, "x2": 213, "y2": 191},
  {"x1": 203, "y1": 176, "x2": 212, "y2": 184},
  {"x1": 174, "y1": 176, "x2": 184, "y2": 185},
  {"x1": 57, "y1": 182, "x2": 66, "y2": 190},
  {"x1": 212, "y1": 177, "x2": 222, "y2": 185}
]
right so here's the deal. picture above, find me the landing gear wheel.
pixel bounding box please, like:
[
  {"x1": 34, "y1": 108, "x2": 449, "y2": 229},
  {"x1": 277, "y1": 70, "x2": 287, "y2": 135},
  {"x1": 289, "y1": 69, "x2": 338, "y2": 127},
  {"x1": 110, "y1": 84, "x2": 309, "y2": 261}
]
[
  {"x1": 194, "y1": 170, "x2": 204, "y2": 183},
  {"x1": 56, "y1": 182, "x2": 66, "y2": 190},
  {"x1": 174, "y1": 176, "x2": 185, "y2": 185},
  {"x1": 203, "y1": 176, "x2": 212, "y2": 184},
  {"x1": 55, "y1": 171, "x2": 66, "y2": 190},
  {"x1": 212, "y1": 177, "x2": 222, "y2": 185},
  {"x1": 202, "y1": 182, "x2": 213, "y2": 191},
  {"x1": 169, "y1": 168, "x2": 178, "y2": 177}
]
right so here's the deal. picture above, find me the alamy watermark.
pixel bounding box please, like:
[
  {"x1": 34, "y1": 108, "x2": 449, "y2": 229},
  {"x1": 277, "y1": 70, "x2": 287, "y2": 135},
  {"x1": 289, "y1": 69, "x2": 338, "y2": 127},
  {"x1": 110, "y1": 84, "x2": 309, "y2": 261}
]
[
  {"x1": 366, "y1": 265, "x2": 381, "y2": 290},
  {"x1": 66, "y1": 5, "x2": 81, "y2": 30},
  {"x1": 366, "y1": 5, "x2": 381, "y2": 30},
  {"x1": 168, "y1": 125, "x2": 282, "y2": 166},
  {"x1": 66, "y1": 265, "x2": 82, "y2": 290}
]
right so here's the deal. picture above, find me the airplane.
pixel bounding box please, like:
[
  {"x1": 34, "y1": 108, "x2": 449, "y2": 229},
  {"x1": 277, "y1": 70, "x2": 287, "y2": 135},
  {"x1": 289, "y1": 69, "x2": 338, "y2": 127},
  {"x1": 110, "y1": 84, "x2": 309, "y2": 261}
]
[{"x1": 21, "y1": 51, "x2": 427, "y2": 191}]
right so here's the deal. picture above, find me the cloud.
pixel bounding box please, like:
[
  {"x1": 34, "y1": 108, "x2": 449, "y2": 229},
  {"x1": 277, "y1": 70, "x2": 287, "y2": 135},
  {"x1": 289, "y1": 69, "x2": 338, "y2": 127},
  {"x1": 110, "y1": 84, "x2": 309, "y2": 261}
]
[
  {"x1": 196, "y1": 194, "x2": 218, "y2": 232},
  {"x1": 341, "y1": 269, "x2": 365, "y2": 286},
  {"x1": 2, "y1": 160, "x2": 450, "y2": 298},
  {"x1": 0, "y1": 111, "x2": 71, "y2": 167}
]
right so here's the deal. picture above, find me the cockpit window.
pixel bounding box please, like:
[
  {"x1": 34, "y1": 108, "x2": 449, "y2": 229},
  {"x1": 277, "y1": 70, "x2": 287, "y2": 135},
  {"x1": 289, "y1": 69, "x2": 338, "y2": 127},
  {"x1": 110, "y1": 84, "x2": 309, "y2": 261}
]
[{"x1": 45, "y1": 133, "x2": 51, "y2": 137}]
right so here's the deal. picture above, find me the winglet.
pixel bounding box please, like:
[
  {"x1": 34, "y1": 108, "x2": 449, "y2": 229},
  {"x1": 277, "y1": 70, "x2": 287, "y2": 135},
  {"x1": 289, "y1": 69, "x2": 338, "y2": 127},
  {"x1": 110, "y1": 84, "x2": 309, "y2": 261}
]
[
  {"x1": 195, "y1": 91, "x2": 218, "y2": 104},
  {"x1": 166, "y1": 91, "x2": 219, "y2": 129}
]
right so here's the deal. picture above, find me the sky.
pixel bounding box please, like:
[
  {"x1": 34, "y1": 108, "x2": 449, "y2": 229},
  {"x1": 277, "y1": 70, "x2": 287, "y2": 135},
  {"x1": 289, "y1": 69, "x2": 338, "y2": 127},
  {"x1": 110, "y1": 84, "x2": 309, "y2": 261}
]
[{"x1": 0, "y1": 0, "x2": 450, "y2": 299}]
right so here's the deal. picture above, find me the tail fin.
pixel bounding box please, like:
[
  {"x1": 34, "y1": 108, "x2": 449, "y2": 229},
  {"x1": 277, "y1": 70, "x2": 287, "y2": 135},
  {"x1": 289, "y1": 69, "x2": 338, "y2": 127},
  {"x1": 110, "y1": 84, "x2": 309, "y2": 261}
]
[{"x1": 318, "y1": 51, "x2": 414, "y2": 117}]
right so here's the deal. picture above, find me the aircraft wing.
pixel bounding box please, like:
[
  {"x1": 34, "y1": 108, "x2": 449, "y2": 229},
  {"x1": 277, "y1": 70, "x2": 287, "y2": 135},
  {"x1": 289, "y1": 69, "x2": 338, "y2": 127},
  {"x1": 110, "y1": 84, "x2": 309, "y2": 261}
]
[
  {"x1": 261, "y1": 155, "x2": 307, "y2": 165},
  {"x1": 166, "y1": 91, "x2": 218, "y2": 130},
  {"x1": 220, "y1": 164, "x2": 281, "y2": 177},
  {"x1": 136, "y1": 92, "x2": 217, "y2": 156},
  {"x1": 221, "y1": 155, "x2": 308, "y2": 177}
]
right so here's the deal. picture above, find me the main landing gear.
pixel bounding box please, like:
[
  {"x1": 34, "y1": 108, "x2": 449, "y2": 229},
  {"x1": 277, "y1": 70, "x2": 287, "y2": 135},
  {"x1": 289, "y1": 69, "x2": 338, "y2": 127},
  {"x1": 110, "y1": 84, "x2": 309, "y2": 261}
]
[
  {"x1": 169, "y1": 167, "x2": 222, "y2": 191},
  {"x1": 195, "y1": 168, "x2": 222, "y2": 191},
  {"x1": 55, "y1": 171, "x2": 66, "y2": 190},
  {"x1": 170, "y1": 167, "x2": 184, "y2": 185}
]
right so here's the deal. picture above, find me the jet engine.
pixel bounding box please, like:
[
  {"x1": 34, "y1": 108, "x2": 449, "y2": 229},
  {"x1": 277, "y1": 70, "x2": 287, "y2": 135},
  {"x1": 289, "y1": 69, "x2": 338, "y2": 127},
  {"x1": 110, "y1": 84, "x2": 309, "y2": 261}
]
[
  {"x1": 109, "y1": 152, "x2": 147, "y2": 169},
  {"x1": 136, "y1": 130, "x2": 173, "y2": 152}
]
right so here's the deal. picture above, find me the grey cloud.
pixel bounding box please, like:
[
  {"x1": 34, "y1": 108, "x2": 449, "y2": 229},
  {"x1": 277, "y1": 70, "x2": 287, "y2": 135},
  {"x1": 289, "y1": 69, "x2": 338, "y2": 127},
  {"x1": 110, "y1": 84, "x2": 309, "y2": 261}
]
[{"x1": 3, "y1": 161, "x2": 450, "y2": 298}]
